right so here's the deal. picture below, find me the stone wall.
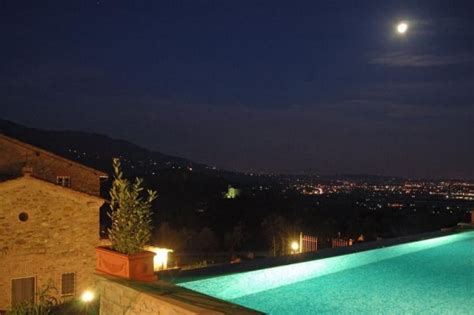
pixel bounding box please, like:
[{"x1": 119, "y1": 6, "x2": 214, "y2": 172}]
[
  {"x1": 0, "y1": 135, "x2": 106, "y2": 196},
  {"x1": 97, "y1": 278, "x2": 205, "y2": 315},
  {"x1": 0, "y1": 175, "x2": 104, "y2": 310},
  {"x1": 95, "y1": 275, "x2": 260, "y2": 315}
]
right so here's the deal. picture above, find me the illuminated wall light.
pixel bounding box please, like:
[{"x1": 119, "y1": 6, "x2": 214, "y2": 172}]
[
  {"x1": 81, "y1": 290, "x2": 95, "y2": 303},
  {"x1": 145, "y1": 246, "x2": 173, "y2": 271}
]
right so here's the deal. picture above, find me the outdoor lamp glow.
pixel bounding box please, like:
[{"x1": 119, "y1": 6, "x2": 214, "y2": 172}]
[
  {"x1": 291, "y1": 241, "x2": 299, "y2": 251},
  {"x1": 81, "y1": 290, "x2": 95, "y2": 303},
  {"x1": 144, "y1": 246, "x2": 174, "y2": 271}
]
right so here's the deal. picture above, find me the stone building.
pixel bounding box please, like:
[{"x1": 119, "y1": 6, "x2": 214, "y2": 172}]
[
  {"x1": 0, "y1": 134, "x2": 107, "y2": 196},
  {"x1": 0, "y1": 134, "x2": 108, "y2": 311}
]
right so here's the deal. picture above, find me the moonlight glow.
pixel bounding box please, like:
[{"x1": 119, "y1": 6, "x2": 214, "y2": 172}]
[{"x1": 397, "y1": 22, "x2": 408, "y2": 34}]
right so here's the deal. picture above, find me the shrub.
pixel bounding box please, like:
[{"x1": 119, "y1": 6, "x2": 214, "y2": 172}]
[
  {"x1": 108, "y1": 158, "x2": 157, "y2": 255},
  {"x1": 7, "y1": 280, "x2": 58, "y2": 315}
]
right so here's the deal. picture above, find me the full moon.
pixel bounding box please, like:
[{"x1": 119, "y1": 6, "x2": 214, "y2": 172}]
[{"x1": 397, "y1": 22, "x2": 408, "y2": 34}]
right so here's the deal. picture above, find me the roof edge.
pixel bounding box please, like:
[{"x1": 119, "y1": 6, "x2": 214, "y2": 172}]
[{"x1": 0, "y1": 133, "x2": 109, "y2": 178}]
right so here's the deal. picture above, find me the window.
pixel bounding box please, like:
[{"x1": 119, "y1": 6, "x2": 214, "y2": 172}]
[
  {"x1": 61, "y1": 273, "x2": 75, "y2": 295},
  {"x1": 11, "y1": 277, "x2": 35, "y2": 306},
  {"x1": 56, "y1": 176, "x2": 71, "y2": 187}
]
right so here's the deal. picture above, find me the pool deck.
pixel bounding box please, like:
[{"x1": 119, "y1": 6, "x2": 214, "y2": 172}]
[{"x1": 162, "y1": 225, "x2": 474, "y2": 283}]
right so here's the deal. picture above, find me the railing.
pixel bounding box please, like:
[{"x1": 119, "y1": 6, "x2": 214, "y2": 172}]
[
  {"x1": 331, "y1": 238, "x2": 353, "y2": 248},
  {"x1": 299, "y1": 233, "x2": 318, "y2": 253}
]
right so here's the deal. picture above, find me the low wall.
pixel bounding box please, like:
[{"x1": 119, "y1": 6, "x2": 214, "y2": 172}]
[{"x1": 95, "y1": 275, "x2": 261, "y2": 315}]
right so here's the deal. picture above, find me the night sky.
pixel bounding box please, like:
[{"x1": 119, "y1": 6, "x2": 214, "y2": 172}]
[{"x1": 1, "y1": 1, "x2": 473, "y2": 179}]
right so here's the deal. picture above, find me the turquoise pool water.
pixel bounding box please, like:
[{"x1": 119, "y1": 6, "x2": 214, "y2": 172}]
[{"x1": 178, "y1": 231, "x2": 474, "y2": 314}]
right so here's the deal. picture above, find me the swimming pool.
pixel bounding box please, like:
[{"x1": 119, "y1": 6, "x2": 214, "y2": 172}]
[{"x1": 178, "y1": 231, "x2": 474, "y2": 314}]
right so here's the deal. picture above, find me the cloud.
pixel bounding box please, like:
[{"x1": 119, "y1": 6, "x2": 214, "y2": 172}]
[
  {"x1": 403, "y1": 17, "x2": 466, "y2": 36},
  {"x1": 369, "y1": 52, "x2": 474, "y2": 67}
]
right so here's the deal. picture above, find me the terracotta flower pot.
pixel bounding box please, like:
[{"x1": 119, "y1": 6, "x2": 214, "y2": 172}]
[{"x1": 96, "y1": 246, "x2": 156, "y2": 282}]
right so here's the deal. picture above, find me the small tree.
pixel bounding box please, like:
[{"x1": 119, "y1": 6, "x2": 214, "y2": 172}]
[
  {"x1": 108, "y1": 158, "x2": 157, "y2": 255},
  {"x1": 225, "y1": 222, "x2": 246, "y2": 257}
]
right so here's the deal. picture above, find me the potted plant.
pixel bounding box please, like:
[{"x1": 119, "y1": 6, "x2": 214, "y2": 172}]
[{"x1": 96, "y1": 158, "x2": 158, "y2": 282}]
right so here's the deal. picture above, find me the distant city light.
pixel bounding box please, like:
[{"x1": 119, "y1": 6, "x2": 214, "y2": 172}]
[{"x1": 81, "y1": 290, "x2": 94, "y2": 303}]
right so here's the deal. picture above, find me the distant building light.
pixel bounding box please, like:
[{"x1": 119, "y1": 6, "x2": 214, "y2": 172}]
[{"x1": 224, "y1": 186, "x2": 240, "y2": 199}]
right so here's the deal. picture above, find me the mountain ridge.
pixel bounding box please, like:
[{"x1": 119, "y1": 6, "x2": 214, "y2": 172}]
[
  {"x1": 0, "y1": 119, "x2": 204, "y2": 174},
  {"x1": 3, "y1": 118, "x2": 459, "y2": 182}
]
